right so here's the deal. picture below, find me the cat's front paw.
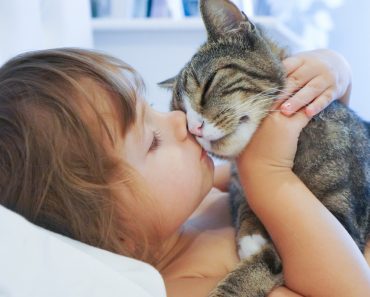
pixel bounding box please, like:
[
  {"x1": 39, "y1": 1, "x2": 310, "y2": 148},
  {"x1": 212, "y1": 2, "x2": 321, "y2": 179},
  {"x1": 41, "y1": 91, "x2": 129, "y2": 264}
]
[{"x1": 238, "y1": 234, "x2": 267, "y2": 260}]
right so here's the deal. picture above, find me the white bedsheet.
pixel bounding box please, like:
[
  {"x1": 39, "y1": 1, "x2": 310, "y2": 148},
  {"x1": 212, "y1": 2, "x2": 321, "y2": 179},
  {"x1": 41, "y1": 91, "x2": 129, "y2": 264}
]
[{"x1": 0, "y1": 205, "x2": 166, "y2": 297}]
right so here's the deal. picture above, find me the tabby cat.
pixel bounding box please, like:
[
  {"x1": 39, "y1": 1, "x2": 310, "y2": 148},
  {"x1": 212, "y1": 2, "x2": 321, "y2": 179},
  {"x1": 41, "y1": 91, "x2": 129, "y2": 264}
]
[{"x1": 159, "y1": 0, "x2": 370, "y2": 296}]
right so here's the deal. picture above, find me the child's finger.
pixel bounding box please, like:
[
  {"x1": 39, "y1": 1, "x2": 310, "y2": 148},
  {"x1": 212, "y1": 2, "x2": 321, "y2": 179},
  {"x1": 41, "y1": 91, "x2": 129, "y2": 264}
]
[
  {"x1": 305, "y1": 88, "x2": 334, "y2": 117},
  {"x1": 279, "y1": 66, "x2": 317, "y2": 101},
  {"x1": 278, "y1": 57, "x2": 304, "y2": 101},
  {"x1": 291, "y1": 105, "x2": 313, "y2": 129},
  {"x1": 271, "y1": 98, "x2": 285, "y2": 110},
  {"x1": 282, "y1": 56, "x2": 303, "y2": 76},
  {"x1": 280, "y1": 76, "x2": 327, "y2": 115}
]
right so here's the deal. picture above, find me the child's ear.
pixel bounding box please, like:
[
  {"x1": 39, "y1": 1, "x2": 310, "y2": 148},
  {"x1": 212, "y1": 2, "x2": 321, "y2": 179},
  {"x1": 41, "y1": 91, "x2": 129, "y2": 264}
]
[
  {"x1": 200, "y1": 0, "x2": 254, "y2": 41},
  {"x1": 157, "y1": 76, "x2": 177, "y2": 89}
]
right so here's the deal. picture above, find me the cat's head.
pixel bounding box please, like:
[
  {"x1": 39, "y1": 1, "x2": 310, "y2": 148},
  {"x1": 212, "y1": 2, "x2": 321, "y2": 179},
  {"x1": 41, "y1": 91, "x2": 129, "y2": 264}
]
[{"x1": 159, "y1": 0, "x2": 286, "y2": 158}]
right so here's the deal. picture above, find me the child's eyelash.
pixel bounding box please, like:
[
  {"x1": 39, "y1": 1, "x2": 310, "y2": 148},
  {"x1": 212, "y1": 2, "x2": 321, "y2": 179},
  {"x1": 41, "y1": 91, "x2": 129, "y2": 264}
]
[{"x1": 149, "y1": 130, "x2": 162, "y2": 151}]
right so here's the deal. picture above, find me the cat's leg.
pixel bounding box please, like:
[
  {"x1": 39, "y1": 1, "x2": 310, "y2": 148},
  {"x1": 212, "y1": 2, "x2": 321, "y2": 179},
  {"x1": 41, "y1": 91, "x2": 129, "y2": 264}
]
[
  {"x1": 236, "y1": 200, "x2": 272, "y2": 262},
  {"x1": 208, "y1": 244, "x2": 283, "y2": 297},
  {"x1": 210, "y1": 177, "x2": 283, "y2": 297},
  {"x1": 229, "y1": 169, "x2": 280, "y2": 267}
]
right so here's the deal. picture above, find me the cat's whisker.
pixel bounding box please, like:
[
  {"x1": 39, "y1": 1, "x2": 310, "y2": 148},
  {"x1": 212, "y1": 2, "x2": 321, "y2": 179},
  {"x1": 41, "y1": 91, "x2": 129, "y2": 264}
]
[
  {"x1": 235, "y1": 95, "x2": 277, "y2": 108},
  {"x1": 240, "y1": 105, "x2": 270, "y2": 116},
  {"x1": 244, "y1": 87, "x2": 284, "y2": 101},
  {"x1": 239, "y1": 85, "x2": 309, "y2": 109},
  {"x1": 234, "y1": 99, "x2": 276, "y2": 114},
  {"x1": 260, "y1": 85, "x2": 307, "y2": 99},
  {"x1": 246, "y1": 91, "x2": 287, "y2": 103}
]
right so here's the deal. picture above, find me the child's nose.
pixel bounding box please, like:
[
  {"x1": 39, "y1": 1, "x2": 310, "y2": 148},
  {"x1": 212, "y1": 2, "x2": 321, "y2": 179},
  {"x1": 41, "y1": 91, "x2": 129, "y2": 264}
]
[
  {"x1": 188, "y1": 120, "x2": 204, "y2": 137},
  {"x1": 169, "y1": 110, "x2": 187, "y2": 140}
]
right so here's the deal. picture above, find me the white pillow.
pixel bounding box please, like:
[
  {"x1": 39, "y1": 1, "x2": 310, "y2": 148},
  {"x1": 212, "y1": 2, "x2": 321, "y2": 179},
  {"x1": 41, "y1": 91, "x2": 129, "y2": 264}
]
[{"x1": 0, "y1": 205, "x2": 166, "y2": 297}]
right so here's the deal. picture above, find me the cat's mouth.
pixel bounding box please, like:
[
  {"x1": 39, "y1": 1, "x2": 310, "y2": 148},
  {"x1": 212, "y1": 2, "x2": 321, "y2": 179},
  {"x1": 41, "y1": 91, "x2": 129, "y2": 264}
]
[
  {"x1": 196, "y1": 130, "x2": 236, "y2": 158},
  {"x1": 195, "y1": 120, "x2": 256, "y2": 159}
]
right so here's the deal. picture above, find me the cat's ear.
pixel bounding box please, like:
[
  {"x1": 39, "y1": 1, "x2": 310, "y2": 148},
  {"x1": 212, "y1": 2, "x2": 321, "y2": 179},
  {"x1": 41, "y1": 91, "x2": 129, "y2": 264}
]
[
  {"x1": 157, "y1": 76, "x2": 177, "y2": 89},
  {"x1": 200, "y1": 0, "x2": 254, "y2": 41}
]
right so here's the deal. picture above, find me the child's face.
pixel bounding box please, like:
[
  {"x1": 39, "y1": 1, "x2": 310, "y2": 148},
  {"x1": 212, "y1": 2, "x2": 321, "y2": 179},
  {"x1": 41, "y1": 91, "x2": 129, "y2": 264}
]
[{"x1": 121, "y1": 99, "x2": 214, "y2": 238}]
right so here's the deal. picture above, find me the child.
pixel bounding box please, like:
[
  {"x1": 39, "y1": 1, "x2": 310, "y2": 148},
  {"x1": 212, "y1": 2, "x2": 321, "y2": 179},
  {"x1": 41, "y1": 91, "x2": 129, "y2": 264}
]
[{"x1": 0, "y1": 48, "x2": 368, "y2": 297}]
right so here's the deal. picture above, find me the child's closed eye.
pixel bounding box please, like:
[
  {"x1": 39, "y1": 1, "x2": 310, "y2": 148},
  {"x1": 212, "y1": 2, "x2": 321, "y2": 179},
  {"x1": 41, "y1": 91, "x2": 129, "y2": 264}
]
[{"x1": 149, "y1": 130, "x2": 162, "y2": 151}]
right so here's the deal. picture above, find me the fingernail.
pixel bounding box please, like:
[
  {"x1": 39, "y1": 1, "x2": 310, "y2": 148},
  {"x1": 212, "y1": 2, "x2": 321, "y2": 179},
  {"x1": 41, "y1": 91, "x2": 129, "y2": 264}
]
[{"x1": 282, "y1": 102, "x2": 291, "y2": 111}]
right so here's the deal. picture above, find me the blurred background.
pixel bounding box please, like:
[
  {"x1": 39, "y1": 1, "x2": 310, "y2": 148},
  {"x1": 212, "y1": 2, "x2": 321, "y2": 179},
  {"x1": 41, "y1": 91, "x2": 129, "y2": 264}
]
[{"x1": 0, "y1": 0, "x2": 369, "y2": 119}]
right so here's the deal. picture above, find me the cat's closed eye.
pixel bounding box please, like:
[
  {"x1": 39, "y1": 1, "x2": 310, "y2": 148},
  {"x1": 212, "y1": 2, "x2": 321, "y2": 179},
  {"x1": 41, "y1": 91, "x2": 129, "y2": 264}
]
[{"x1": 239, "y1": 115, "x2": 249, "y2": 123}]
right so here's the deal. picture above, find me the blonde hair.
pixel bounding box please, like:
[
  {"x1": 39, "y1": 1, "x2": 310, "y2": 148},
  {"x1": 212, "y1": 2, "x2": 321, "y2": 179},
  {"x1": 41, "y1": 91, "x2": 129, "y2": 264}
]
[{"x1": 0, "y1": 48, "x2": 155, "y2": 262}]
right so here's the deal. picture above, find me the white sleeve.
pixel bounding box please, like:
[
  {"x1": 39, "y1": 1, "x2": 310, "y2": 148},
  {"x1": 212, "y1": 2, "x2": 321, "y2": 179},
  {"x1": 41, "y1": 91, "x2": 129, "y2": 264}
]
[{"x1": 0, "y1": 205, "x2": 166, "y2": 297}]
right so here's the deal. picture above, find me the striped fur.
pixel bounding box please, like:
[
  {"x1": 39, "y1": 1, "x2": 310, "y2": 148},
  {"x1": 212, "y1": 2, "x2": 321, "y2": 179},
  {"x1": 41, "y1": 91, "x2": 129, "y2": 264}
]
[{"x1": 160, "y1": 0, "x2": 370, "y2": 296}]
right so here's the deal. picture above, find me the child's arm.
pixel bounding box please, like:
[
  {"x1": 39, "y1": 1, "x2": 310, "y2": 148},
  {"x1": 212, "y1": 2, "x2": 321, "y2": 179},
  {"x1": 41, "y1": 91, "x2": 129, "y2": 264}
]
[
  {"x1": 280, "y1": 49, "x2": 352, "y2": 116},
  {"x1": 236, "y1": 105, "x2": 370, "y2": 297}
]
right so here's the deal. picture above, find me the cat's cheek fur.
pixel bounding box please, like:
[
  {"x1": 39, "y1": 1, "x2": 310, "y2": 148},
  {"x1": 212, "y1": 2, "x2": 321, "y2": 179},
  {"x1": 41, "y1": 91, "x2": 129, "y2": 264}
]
[
  {"x1": 184, "y1": 97, "x2": 204, "y2": 130},
  {"x1": 196, "y1": 137, "x2": 212, "y2": 151},
  {"x1": 238, "y1": 234, "x2": 268, "y2": 259},
  {"x1": 203, "y1": 121, "x2": 225, "y2": 141},
  {"x1": 212, "y1": 122, "x2": 258, "y2": 158}
]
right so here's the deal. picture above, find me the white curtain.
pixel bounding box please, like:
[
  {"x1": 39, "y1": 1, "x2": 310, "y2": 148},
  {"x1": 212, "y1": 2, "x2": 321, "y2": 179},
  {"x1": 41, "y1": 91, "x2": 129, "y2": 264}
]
[{"x1": 0, "y1": 0, "x2": 93, "y2": 65}]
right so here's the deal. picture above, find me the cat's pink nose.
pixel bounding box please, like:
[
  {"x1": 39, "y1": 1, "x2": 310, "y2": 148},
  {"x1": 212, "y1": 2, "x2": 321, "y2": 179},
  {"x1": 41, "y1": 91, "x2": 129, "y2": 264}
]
[{"x1": 189, "y1": 121, "x2": 204, "y2": 137}]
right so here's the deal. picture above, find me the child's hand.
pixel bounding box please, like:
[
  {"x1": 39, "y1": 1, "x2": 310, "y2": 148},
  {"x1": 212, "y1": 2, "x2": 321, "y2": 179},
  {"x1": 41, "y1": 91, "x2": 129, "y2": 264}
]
[
  {"x1": 237, "y1": 101, "x2": 312, "y2": 172},
  {"x1": 279, "y1": 49, "x2": 352, "y2": 117}
]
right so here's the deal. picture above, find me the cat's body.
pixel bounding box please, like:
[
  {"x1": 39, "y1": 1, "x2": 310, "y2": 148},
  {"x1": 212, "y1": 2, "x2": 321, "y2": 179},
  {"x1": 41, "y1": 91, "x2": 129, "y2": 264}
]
[{"x1": 160, "y1": 0, "x2": 370, "y2": 296}]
